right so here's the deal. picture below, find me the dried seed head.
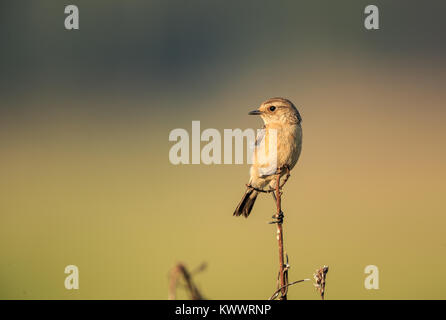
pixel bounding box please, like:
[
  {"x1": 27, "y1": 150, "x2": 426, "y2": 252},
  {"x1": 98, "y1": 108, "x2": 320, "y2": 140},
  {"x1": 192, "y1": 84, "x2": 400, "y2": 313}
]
[{"x1": 313, "y1": 265, "x2": 329, "y2": 299}]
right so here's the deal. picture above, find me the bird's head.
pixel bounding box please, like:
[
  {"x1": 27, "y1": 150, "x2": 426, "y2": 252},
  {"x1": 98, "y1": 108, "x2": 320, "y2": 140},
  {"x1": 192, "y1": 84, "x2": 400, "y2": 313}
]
[{"x1": 249, "y1": 97, "x2": 302, "y2": 125}]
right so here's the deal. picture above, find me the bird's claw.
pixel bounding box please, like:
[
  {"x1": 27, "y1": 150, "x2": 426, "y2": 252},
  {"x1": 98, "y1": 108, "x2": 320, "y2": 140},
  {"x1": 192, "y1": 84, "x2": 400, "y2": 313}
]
[{"x1": 269, "y1": 211, "x2": 284, "y2": 224}]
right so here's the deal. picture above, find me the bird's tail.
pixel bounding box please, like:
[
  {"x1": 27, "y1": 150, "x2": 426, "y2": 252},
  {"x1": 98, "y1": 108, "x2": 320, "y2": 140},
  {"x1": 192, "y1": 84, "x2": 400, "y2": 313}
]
[{"x1": 233, "y1": 188, "x2": 258, "y2": 218}]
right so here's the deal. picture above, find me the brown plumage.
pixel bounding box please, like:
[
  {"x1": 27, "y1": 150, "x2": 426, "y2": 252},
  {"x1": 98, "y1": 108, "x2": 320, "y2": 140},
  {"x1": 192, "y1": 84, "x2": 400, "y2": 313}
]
[{"x1": 234, "y1": 97, "x2": 302, "y2": 218}]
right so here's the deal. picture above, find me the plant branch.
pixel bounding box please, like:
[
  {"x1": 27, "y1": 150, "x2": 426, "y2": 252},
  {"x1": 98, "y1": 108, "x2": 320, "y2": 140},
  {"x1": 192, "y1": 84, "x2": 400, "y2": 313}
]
[
  {"x1": 168, "y1": 262, "x2": 205, "y2": 300},
  {"x1": 274, "y1": 171, "x2": 287, "y2": 300},
  {"x1": 268, "y1": 279, "x2": 310, "y2": 300}
]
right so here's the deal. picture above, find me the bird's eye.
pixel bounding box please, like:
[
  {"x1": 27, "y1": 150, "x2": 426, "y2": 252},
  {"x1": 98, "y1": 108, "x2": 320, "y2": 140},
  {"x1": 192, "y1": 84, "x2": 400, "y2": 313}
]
[{"x1": 269, "y1": 106, "x2": 276, "y2": 112}]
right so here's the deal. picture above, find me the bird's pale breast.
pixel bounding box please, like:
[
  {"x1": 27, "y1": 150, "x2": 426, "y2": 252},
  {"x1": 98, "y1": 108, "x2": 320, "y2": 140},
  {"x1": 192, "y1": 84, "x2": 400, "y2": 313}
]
[{"x1": 250, "y1": 123, "x2": 302, "y2": 188}]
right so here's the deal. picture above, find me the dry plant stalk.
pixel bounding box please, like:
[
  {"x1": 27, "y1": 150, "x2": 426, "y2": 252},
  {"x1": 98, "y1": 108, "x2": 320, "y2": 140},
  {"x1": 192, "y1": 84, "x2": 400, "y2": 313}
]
[
  {"x1": 269, "y1": 168, "x2": 329, "y2": 300},
  {"x1": 313, "y1": 265, "x2": 329, "y2": 300},
  {"x1": 268, "y1": 167, "x2": 292, "y2": 300},
  {"x1": 269, "y1": 279, "x2": 310, "y2": 300},
  {"x1": 168, "y1": 262, "x2": 205, "y2": 300},
  {"x1": 274, "y1": 173, "x2": 288, "y2": 300}
]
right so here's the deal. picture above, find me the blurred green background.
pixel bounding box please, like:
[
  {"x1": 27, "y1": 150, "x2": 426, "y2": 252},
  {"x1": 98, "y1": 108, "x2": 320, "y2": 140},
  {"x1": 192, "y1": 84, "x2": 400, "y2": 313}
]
[{"x1": 1, "y1": 0, "x2": 445, "y2": 299}]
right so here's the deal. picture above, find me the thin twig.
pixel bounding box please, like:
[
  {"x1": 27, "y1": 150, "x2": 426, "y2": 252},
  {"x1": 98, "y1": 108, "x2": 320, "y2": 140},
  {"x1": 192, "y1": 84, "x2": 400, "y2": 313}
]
[
  {"x1": 191, "y1": 262, "x2": 207, "y2": 275},
  {"x1": 269, "y1": 279, "x2": 310, "y2": 300},
  {"x1": 168, "y1": 263, "x2": 205, "y2": 300},
  {"x1": 275, "y1": 172, "x2": 287, "y2": 300}
]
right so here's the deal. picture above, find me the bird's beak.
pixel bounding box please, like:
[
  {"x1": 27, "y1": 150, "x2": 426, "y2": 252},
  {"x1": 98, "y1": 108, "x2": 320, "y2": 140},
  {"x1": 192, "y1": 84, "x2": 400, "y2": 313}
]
[{"x1": 248, "y1": 109, "x2": 262, "y2": 115}]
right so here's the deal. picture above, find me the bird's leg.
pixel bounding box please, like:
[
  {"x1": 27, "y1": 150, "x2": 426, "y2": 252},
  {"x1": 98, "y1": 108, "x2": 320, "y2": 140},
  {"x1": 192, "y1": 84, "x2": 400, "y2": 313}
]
[{"x1": 269, "y1": 210, "x2": 284, "y2": 224}]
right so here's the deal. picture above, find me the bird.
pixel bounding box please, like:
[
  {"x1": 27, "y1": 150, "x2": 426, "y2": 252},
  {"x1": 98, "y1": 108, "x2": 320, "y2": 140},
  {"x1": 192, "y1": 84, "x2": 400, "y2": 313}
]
[{"x1": 233, "y1": 97, "x2": 302, "y2": 218}]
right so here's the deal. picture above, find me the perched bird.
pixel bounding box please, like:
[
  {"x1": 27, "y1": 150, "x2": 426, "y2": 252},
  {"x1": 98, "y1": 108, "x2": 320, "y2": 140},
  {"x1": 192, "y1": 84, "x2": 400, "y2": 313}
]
[{"x1": 233, "y1": 97, "x2": 302, "y2": 218}]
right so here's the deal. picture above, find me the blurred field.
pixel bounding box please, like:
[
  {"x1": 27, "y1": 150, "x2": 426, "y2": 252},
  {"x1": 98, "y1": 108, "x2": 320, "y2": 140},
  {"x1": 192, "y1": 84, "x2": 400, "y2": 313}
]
[{"x1": 1, "y1": 1, "x2": 445, "y2": 299}]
